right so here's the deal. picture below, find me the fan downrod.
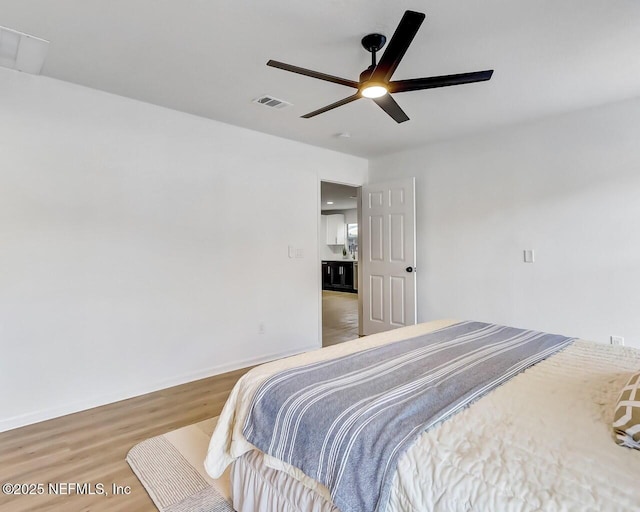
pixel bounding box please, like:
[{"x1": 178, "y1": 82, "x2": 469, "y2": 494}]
[{"x1": 361, "y1": 33, "x2": 387, "y2": 70}]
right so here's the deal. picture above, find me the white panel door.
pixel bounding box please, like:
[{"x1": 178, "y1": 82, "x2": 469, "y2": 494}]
[{"x1": 361, "y1": 177, "x2": 416, "y2": 335}]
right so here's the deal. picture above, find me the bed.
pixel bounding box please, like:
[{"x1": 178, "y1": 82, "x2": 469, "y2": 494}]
[{"x1": 204, "y1": 319, "x2": 640, "y2": 512}]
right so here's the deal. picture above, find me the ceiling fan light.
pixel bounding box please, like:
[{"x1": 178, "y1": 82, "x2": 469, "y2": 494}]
[{"x1": 361, "y1": 84, "x2": 388, "y2": 99}]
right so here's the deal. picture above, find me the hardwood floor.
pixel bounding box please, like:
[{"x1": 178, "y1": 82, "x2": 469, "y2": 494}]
[
  {"x1": 0, "y1": 367, "x2": 250, "y2": 512},
  {"x1": 0, "y1": 297, "x2": 358, "y2": 512},
  {"x1": 322, "y1": 290, "x2": 359, "y2": 347}
]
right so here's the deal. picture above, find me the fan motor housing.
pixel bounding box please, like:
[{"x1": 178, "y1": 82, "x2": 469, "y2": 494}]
[{"x1": 359, "y1": 65, "x2": 375, "y2": 83}]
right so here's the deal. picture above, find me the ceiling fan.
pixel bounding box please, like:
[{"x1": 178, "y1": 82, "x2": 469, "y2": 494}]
[{"x1": 267, "y1": 10, "x2": 493, "y2": 123}]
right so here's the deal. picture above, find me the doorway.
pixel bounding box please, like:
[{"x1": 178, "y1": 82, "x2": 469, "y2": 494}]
[{"x1": 320, "y1": 181, "x2": 360, "y2": 346}]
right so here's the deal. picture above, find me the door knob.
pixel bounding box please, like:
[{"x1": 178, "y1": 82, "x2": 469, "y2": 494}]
[{"x1": 405, "y1": 266, "x2": 415, "y2": 273}]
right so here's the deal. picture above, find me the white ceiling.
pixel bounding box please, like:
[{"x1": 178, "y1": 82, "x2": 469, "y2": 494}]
[
  {"x1": 3, "y1": 1, "x2": 640, "y2": 158},
  {"x1": 321, "y1": 182, "x2": 358, "y2": 211}
]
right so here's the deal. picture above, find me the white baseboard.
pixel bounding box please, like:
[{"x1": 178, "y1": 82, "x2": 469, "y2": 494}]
[{"x1": 0, "y1": 344, "x2": 320, "y2": 433}]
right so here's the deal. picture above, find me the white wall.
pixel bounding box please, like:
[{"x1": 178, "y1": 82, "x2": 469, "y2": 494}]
[
  {"x1": 0, "y1": 68, "x2": 366, "y2": 432},
  {"x1": 370, "y1": 97, "x2": 640, "y2": 348},
  {"x1": 338, "y1": 208, "x2": 358, "y2": 225}
]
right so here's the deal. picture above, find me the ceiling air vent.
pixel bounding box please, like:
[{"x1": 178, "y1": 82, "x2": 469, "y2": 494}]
[
  {"x1": 253, "y1": 95, "x2": 292, "y2": 109},
  {"x1": 0, "y1": 25, "x2": 49, "y2": 74}
]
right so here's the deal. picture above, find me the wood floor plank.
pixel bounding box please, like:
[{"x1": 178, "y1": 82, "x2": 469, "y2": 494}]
[
  {"x1": 1, "y1": 293, "x2": 356, "y2": 511},
  {"x1": 0, "y1": 367, "x2": 249, "y2": 512}
]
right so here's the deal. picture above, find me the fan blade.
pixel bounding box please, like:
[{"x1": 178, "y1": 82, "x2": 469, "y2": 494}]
[
  {"x1": 301, "y1": 93, "x2": 361, "y2": 118},
  {"x1": 370, "y1": 10, "x2": 425, "y2": 83},
  {"x1": 267, "y1": 60, "x2": 359, "y2": 89},
  {"x1": 390, "y1": 70, "x2": 494, "y2": 93},
  {"x1": 373, "y1": 94, "x2": 409, "y2": 123}
]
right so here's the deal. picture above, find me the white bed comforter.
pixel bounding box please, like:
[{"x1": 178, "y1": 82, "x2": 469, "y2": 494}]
[{"x1": 205, "y1": 320, "x2": 640, "y2": 511}]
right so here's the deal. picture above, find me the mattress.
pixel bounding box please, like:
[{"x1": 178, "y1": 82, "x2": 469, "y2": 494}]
[{"x1": 205, "y1": 320, "x2": 640, "y2": 511}]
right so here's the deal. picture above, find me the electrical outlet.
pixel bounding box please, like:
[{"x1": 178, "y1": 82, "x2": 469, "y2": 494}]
[
  {"x1": 610, "y1": 335, "x2": 624, "y2": 346},
  {"x1": 295, "y1": 248, "x2": 304, "y2": 258},
  {"x1": 523, "y1": 249, "x2": 535, "y2": 263}
]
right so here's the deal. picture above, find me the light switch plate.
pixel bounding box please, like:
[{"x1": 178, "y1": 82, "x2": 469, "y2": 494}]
[{"x1": 610, "y1": 336, "x2": 624, "y2": 346}]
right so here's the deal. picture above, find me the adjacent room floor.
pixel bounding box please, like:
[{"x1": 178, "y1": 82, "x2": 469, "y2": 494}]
[{"x1": 322, "y1": 290, "x2": 359, "y2": 347}]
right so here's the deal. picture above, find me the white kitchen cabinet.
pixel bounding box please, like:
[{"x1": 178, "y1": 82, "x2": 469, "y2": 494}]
[{"x1": 325, "y1": 214, "x2": 345, "y2": 245}]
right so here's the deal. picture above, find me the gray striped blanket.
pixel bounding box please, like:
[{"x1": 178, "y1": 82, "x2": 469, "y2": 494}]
[{"x1": 243, "y1": 321, "x2": 574, "y2": 512}]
